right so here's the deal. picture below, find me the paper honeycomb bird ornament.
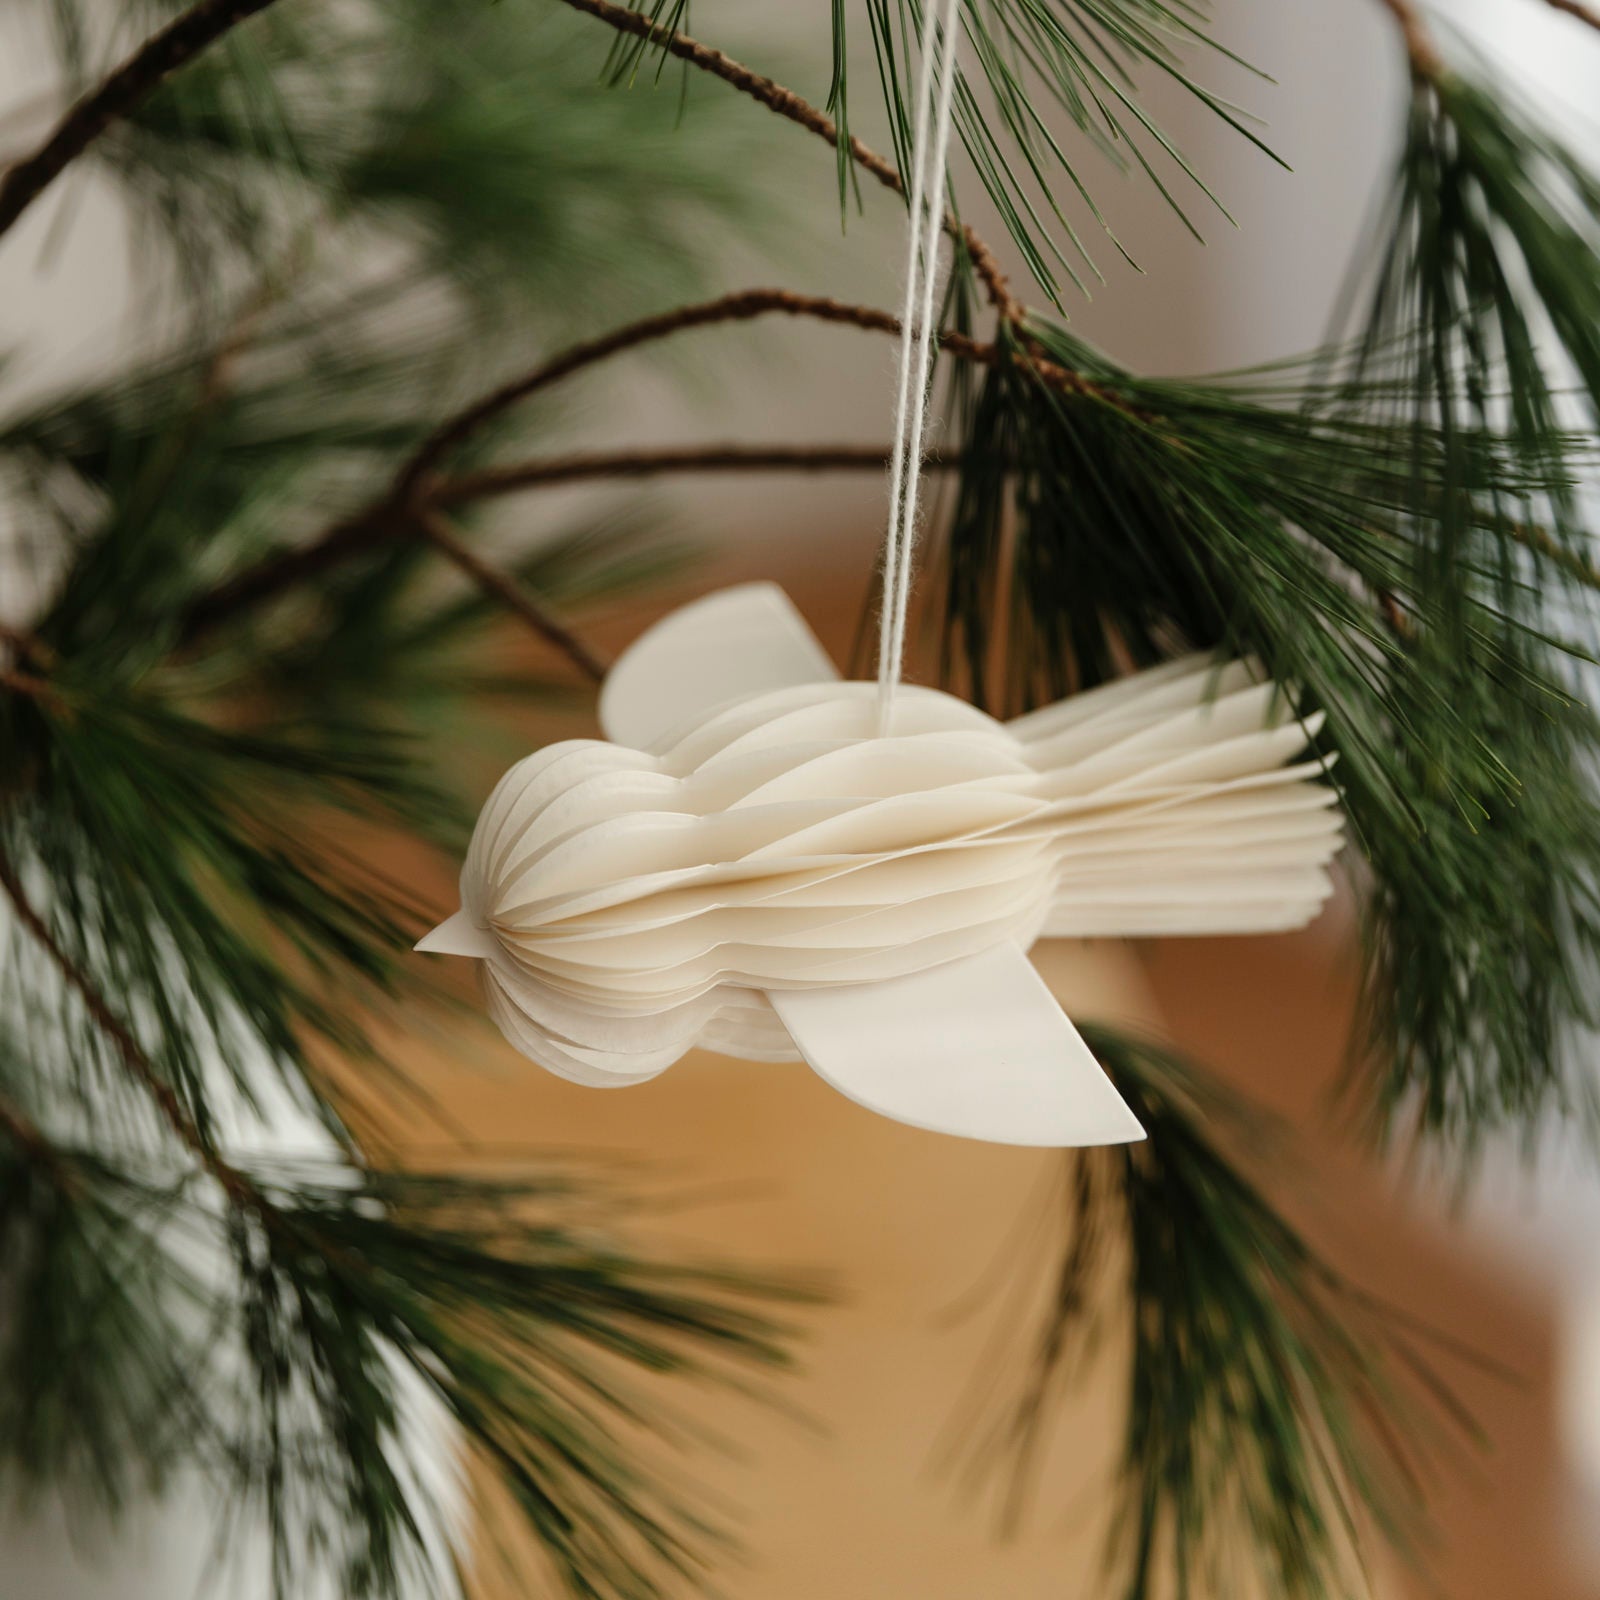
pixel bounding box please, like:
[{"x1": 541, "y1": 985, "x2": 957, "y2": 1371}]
[{"x1": 419, "y1": 583, "x2": 1343, "y2": 1147}]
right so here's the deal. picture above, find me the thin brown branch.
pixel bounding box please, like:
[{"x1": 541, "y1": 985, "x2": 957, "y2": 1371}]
[
  {"x1": 0, "y1": 667, "x2": 63, "y2": 706},
  {"x1": 1543, "y1": 0, "x2": 1600, "y2": 35},
  {"x1": 393, "y1": 289, "x2": 906, "y2": 500},
  {"x1": 0, "y1": 850, "x2": 255, "y2": 1206},
  {"x1": 433, "y1": 443, "x2": 915, "y2": 504},
  {"x1": 181, "y1": 507, "x2": 395, "y2": 635},
  {"x1": 555, "y1": 0, "x2": 1020, "y2": 322},
  {"x1": 185, "y1": 290, "x2": 1072, "y2": 638},
  {"x1": 0, "y1": 0, "x2": 281, "y2": 241},
  {"x1": 1369, "y1": 0, "x2": 1444, "y2": 80},
  {"x1": 1513, "y1": 520, "x2": 1600, "y2": 592},
  {"x1": 416, "y1": 510, "x2": 609, "y2": 684},
  {"x1": 184, "y1": 291, "x2": 1110, "y2": 643},
  {"x1": 394, "y1": 288, "x2": 1091, "y2": 500}
]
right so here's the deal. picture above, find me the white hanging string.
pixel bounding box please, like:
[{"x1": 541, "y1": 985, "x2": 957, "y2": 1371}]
[{"x1": 876, "y1": 0, "x2": 964, "y2": 734}]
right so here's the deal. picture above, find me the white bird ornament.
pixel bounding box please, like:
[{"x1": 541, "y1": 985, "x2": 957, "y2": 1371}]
[{"x1": 419, "y1": 584, "x2": 1343, "y2": 1148}]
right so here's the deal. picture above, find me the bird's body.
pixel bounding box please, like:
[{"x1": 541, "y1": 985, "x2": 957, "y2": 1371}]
[{"x1": 439, "y1": 662, "x2": 1338, "y2": 1089}]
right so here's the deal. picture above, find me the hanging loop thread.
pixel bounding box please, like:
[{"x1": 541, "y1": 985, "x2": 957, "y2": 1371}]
[{"x1": 876, "y1": 0, "x2": 963, "y2": 734}]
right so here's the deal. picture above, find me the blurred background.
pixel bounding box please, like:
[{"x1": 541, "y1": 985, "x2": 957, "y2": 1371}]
[{"x1": 3, "y1": 1, "x2": 1600, "y2": 1596}]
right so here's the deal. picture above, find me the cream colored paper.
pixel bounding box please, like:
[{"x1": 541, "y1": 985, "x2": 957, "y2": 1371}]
[
  {"x1": 420, "y1": 585, "x2": 1344, "y2": 1145},
  {"x1": 771, "y1": 943, "x2": 1143, "y2": 1146}
]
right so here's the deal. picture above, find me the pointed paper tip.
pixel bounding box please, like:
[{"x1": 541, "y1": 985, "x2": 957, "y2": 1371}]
[{"x1": 415, "y1": 909, "x2": 499, "y2": 959}]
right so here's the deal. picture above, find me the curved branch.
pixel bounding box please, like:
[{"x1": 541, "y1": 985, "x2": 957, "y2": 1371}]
[
  {"x1": 0, "y1": 0, "x2": 281, "y2": 241},
  {"x1": 432, "y1": 443, "x2": 918, "y2": 504},
  {"x1": 396, "y1": 287, "x2": 1094, "y2": 498},
  {"x1": 183, "y1": 286, "x2": 1107, "y2": 640},
  {"x1": 181, "y1": 506, "x2": 391, "y2": 635},
  {"x1": 555, "y1": 0, "x2": 1020, "y2": 321},
  {"x1": 417, "y1": 509, "x2": 608, "y2": 682},
  {"x1": 394, "y1": 288, "x2": 907, "y2": 499}
]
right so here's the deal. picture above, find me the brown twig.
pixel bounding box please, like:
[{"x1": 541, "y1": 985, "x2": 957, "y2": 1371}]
[
  {"x1": 394, "y1": 289, "x2": 1092, "y2": 500},
  {"x1": 432, "y1": 443, "x2": 933, "y2": 504},
  {"x1": 0, "y1": 0, "x2": 281, "y2": 241},
  {"x1": 185, "y1": 288, "x2": 1108, "y2": 641},
  {"x1": 0, "y1": 851, "x2": 257, "y2": 1207},
  {"x1": 555, "y1": 0, "x2": 1021, "y2": 322},
  {"x1": 181, "y1": 507, "x2": 393, "y2": 635},
  {"x1": 1370, "y1": 0, "x2": 1444, "y2": 81},
  {"x1": 1543, "y1": 0, "x2": 1600, "y2": 35},
  {"x1": 392, "y1": 289, "x2": 908, "y2": 501},
  {"x1": 416, "y1": 509, "x2": 609, "y2": 683}
]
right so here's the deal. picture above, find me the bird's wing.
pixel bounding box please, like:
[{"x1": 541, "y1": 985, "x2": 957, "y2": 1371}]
[
  {"x1": 599, "y1": 582, "x2": 839, "y2": 752},
  {"x1": 767, "y1": 943, "x2": 1144, "y2": 1147}
]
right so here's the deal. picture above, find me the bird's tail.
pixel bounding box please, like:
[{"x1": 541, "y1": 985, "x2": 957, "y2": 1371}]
[{"x1": 1008, "y1": 655, "x2": 1344, "y2": 938}]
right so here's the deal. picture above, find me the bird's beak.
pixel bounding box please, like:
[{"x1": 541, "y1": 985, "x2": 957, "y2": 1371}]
[{"x1": 415, "y1": 908, "x2": 499, "y2": 959}]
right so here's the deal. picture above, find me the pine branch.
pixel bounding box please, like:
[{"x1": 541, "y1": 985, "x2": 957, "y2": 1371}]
[
  {"x1": 939, "y1": 313, "x2": 1600, "y2": 1155},
  {"x1": 417, "y1": 509, "x2": 609, "y2": 683},
  {"x1": 957, "y1": 1026, "x2": 1476, "y2": 1600},
  {"x1": 0, "y1": 0, "x2": 281, "y2": 240},
  {"x1": 392, "y1": 287, "x2": 913, "y2": 499},
  {"x1": 554, "y1": 0, "x2": 1022, "y2": 320},
  {"x1": 0, "y1": 845, "x2": 807, "y2": 1599},
  {"x1": 432, "y1": 442, "x2": 934, "y2": 503},
  {"x1": 396, "y1": 288, "x2": 1097, "y2": 496}
]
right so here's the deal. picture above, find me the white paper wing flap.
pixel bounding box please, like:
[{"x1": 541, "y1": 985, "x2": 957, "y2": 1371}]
[
  {"x1": 769, "y1": 945, "x2": 1144, "y2": 1146},
  {"x1": 599, "y1": 582, "x2": 838, "y2": 752}
]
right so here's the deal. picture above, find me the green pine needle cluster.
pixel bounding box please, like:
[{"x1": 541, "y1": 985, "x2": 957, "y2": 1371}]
[
  {"x1": 0, "y1": 1112, "x2": 808, "y2": 1600},
  {"x1": 2, "y1": 1, "x2": 806, "y2": 1592},
  {"x1": 958, "y1": 1027, "x2": 1477, "y2": 1600},
  {"x1": 81, "y1": 0, "x2": 776, "y2": 325},
  {"x1": 831, "y1": 0, "x2": 1279, "y2": 303},
  {"x1": 931, "y1": 314, "x2": 1600, "y2": 1156}
]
